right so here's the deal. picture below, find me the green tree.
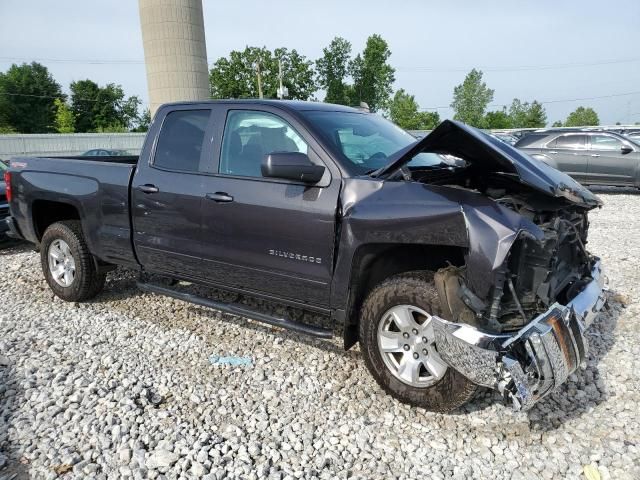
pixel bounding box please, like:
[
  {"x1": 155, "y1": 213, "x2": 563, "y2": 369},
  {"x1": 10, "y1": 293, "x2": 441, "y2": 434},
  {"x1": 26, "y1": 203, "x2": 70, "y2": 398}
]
[
  {"x1": 349, "y1": 34, "x2": 395, "y2": 112},
  {"x1": 450, "y1": 69, "x2": 494, "y2": 127},
  {"x1": 552, "y1": 120, "x2": 563, "y2": 127},
  {"x1": 389, "y1": 89, "x2": 440, "y2": 130},
  {"x1": 526, "y1": 101, "x2": 547, "y2": 127},
  {"x1": 132, "y1": 108, "x2": 152, "y2": 132},
  {"x1": 70, "y1": 80, "x2": 141, "y2": 132},
  {"x1": 53, "y1": 98, "x2": 75, "y2": 133},
  {"x1": 316, "y1": 37, "x2": 352, "y2": 105},
  {"x1": 484, "y1": 108, "x2": 511, "y2": 129},
  {"x1": 0, "y1": 62, "x2": 64, "y2": 133},
  {"x1": 508, "y1": 98, "x2": 547, "y2": 128},
  {"x1": 564, "y1": 106, "x2": 599, "y2": 127},
  {"x1": 209, "y1": 46, "x2": 315, "y2": 100}
]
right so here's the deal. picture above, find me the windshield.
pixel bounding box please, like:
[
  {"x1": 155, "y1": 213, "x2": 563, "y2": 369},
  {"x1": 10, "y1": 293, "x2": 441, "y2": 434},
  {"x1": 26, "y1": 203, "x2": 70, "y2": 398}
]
[{"x1": 302, "y1": 111, "x2": 445, "y2": 175}]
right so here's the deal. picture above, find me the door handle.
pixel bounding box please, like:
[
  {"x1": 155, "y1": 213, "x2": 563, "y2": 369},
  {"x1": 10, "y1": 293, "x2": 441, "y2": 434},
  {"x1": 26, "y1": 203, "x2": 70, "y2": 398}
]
[
  {"x1": 137, "y1": 184, "x2": 159, "y2": 194},
  {"x1": 205, "y1": 192, "x2": 234, "y2": 203},
  {"x1": 591, "y1": 154, "x2": 600, "y2": 157},
  {"x1": 548, "y1": 151, "x2": 558, "y2": 154}
]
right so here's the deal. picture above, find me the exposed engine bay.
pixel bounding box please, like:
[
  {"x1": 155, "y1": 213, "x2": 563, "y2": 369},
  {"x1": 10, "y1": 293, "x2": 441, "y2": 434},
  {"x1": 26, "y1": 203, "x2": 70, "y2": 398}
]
[{"x1": 409, "y1": 163, "x2": 595, "y2": 333}]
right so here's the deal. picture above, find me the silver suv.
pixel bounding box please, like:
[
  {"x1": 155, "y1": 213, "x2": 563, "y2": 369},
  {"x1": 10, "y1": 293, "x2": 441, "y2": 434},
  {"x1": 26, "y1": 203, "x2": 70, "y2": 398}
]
[{"x1": 515, "y1": 130, "x2": 640, "y2": 187}]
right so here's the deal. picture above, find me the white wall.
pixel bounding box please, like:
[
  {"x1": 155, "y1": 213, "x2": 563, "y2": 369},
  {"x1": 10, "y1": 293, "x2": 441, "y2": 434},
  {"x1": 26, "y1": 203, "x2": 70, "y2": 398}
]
[{"x1": 0, "y1": 133, "x2": 146, "y2": 159}]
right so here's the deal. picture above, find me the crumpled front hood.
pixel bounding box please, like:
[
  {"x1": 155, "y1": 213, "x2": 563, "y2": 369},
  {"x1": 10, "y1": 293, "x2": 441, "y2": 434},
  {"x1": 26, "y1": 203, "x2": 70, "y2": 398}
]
[{"x1": 376, "y1": 120, "x2": 602, "y2": 209}]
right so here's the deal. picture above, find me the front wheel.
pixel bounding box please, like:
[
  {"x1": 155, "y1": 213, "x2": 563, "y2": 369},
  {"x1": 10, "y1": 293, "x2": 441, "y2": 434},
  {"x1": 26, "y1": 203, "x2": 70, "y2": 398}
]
[
  {"x1": 359, "y1": 271, "x2": 478, "y2": 412},
  {"x1": 40, "y1": 221, "x2": 105, "y2": 302}
]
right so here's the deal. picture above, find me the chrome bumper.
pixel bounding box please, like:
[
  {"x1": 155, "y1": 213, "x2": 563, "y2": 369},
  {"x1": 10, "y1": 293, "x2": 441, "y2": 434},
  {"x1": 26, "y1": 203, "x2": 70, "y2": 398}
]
[{"x1": 432, "y1": 260, "x2": 608, "y2": 410}]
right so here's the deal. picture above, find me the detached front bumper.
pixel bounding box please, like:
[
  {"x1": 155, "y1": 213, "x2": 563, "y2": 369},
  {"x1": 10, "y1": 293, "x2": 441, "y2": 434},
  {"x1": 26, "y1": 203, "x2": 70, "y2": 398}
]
[{"x1": 432, "y1": 260, "x2": 608, "y2": 410}]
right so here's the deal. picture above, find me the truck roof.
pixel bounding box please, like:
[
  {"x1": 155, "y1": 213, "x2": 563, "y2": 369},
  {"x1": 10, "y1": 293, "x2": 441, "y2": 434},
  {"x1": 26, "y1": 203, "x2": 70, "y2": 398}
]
[{"x1": 160, "y1": 99, "x2": 361, "y2": 113}]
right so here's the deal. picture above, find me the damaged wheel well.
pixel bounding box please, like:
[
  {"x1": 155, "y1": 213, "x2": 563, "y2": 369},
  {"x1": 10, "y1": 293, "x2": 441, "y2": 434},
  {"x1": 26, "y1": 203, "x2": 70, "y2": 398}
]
[{"x1": 343, "y1": 243, "x2": 466, "y2": 349}]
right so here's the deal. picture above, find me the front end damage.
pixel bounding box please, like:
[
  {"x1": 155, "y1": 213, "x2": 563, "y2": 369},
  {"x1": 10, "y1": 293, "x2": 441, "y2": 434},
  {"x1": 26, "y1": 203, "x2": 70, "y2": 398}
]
[
  {"x1": 371, "y1": 119, "x2": 609, "y2": 410},
  {"x1": 426, "y1": 192, "x2": 608, "y2": 410},
  {"x1": 433, "y1": 260, "x2": 607, "y2": 410}
]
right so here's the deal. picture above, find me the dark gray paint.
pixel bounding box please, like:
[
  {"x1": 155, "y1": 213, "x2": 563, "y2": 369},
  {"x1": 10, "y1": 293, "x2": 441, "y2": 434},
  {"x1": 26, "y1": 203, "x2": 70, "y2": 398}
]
[{"x1": 6, "y1": 100, "x2": 601, "y2": 341}]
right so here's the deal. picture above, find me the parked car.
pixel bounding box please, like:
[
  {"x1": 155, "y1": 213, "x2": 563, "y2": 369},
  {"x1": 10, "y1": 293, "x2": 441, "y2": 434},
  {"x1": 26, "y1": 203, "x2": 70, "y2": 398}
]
[
  {"x1": 81, "y1": 149, "x2": 133, "y2": 156},
  {"x1": 488, "y1": 132, "x2": 518, "y2": 146},
  {"x1": 0, "y1": 161, "x2": 8, "y2": 238},
  {"x1": 515, "y1": 129, "x2": 640, "y2": 187},
  {"x1": 4, "y1": 101, "x2": 607, "y2": 412},
  {"x1": 625, "y1": 131, "x2": 640, "y2": 143}
]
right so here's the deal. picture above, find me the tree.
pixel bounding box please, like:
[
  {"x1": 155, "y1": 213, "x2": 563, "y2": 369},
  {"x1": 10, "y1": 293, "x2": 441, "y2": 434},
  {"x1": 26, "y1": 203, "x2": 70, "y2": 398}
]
[
  {"x1": 484, "y1": 108, "x2": 511, "y2": 129},
  {"x1": 450, "y1": 69, "x2": 494, "y2": 127},
  {"x1": 508, "y1": 98, "x2": 547, "y2": 128},
  {"x1": 0, "y1": 62, "x2": 64, "y2": 133},
  {"x1": 70, "y1": 79, "x2": 100, "y2": 132},
  {"x1": 53, "y1": 98, "x2": 75, "y2": 133},
  {"x1": 209, "y1": 46, "x2": 316, "y2": 100},
  {"x1": 526, "y1": 101, "x2": 547, "y2": 128},
  {"x1": 389, "y1": 89, "x2": 440, "y2": 130},
  {"x1": 552, "y1": 120, "x2": 563, "y2": 127},
  {"x1": 316, "y1": 37, "x2": 352, "y2": 105},
  {"x1": 564, "y1": 106, "x2": 599, "y2": 127},
  {"x1": 132, "y1": 108, "x2": 152, "y2": 132},
  {"x1": 349, "y1": 34, "x2": 395, "y2": 112},
  {"x1": 70, "y1": 80, "x2": 141, "y2": 132}
]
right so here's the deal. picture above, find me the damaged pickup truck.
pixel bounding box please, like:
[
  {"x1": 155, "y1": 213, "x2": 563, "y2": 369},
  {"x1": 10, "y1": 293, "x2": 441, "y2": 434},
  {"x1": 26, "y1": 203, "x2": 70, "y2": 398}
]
[{"x1": 4, "y1": 101, "x2": 607, "y2": 411}]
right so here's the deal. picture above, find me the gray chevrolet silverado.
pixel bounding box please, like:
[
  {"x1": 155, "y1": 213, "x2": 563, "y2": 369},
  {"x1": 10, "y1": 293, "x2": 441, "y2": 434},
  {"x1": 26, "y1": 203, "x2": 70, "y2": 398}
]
[{"x1": 4, "y1": 100, "x2": 607, "y2": 411}]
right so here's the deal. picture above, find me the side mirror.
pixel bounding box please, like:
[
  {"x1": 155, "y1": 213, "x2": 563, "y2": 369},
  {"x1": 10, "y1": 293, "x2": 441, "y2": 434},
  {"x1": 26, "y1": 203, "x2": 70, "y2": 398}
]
[
  {"x1": 261, "y1": 152, "x2": 325, "y2": 184},
  {"x1": 621, "y1": 145, "x2": 633, "y2": 154}
]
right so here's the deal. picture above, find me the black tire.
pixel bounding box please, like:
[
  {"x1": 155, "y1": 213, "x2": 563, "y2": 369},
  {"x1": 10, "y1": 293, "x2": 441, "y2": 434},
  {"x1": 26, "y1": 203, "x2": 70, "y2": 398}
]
[
  {"x1": 40, "y1": 221, "x2": 106, "y2": 302},
  {"x1": 359, "y1": 271, "x2": 478, "y2": 412}
]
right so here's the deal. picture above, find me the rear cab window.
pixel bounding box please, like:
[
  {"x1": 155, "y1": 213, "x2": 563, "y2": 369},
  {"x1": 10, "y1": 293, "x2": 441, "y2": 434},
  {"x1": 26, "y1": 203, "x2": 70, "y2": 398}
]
[{"x1": 153, "y1": 109, "x2": 211, "y2": 172}]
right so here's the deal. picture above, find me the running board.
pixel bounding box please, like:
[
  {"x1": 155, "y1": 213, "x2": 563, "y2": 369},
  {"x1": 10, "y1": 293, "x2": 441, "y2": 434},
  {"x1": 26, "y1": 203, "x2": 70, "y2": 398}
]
[{"x1": 136, "y1": 282, "x2": 334, "y2": 339}]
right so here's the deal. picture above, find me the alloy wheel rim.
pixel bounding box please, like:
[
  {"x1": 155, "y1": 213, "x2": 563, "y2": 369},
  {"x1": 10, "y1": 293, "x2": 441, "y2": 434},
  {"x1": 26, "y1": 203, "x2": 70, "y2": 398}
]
[
  {"x1": 48, "y1": 239, "x2": 76, "y2": 287},
  {"x1": 377, "y1": 304, "x2": 447, "y2": 387}
]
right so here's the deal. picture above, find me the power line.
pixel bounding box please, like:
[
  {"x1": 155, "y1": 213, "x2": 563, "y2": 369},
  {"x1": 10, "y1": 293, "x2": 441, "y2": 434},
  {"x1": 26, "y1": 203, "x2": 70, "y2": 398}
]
[
  {"x1": 2, "y1": 55, "x2": 640, "y2": 72},
  {"x1": 0, "y1": 57, "x2": 145, "y2": 65},
  {"x1": 0, "y1": 91, "x2": 149, "y2": 106},
  {"x1": 420, "y1": 90, "x2": 640, "y2": 111},
  {"x1": 3, "y1": 88, "x2": 639, "y2": 112},
  {"x1": 396, "y1": 57, "x2": 640, "y2": 73}
]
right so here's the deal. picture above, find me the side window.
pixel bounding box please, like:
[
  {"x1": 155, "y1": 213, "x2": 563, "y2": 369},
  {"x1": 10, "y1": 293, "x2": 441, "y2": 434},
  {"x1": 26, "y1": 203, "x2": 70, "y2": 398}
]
[
  {"x1": 590, "y1": 135, "x2": 623, "y2": 151},
  {"x1": 555, "y1": 134, "x2": 586, "y2": 149},
  {"x1": 220, "y1": 110, "x2": 308, "y2": 177},
  {"x1": 154, "y1": 110, "x2": 210, "y2": 172}
]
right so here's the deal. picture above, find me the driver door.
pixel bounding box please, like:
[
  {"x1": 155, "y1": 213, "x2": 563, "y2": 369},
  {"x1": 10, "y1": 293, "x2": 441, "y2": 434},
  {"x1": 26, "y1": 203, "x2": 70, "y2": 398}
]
[{"x1": 198, "y1": 107, "x2": 341, "y2": 307}]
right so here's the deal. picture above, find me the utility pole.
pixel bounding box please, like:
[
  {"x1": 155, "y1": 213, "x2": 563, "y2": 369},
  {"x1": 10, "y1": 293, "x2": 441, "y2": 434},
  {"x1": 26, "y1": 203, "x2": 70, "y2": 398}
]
[
  {"x1": 255, "y1": 61, "x2": 263, "y2": 99},
  {"x1": 277, "y1": 58, "x2": 288, "y2": 100}
]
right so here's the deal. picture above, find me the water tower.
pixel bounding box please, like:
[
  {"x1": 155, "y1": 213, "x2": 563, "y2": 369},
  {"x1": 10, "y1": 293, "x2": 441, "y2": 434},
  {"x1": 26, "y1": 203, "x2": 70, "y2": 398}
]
[{"x1": 139, "y1": 0, "x2": 210, "y2": 115}]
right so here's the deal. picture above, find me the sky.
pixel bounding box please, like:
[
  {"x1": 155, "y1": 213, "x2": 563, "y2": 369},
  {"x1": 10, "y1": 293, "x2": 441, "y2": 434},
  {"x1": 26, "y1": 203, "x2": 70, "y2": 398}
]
[{"x1": 2, "y1": 0, "x2": 640, "y2": 125}]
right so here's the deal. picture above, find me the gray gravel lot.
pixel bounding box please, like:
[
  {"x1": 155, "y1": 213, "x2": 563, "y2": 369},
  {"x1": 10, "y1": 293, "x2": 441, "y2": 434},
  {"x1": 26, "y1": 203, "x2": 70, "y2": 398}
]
[{"x1": 1, "y1": 188, "x2": 639, "y2": 480}]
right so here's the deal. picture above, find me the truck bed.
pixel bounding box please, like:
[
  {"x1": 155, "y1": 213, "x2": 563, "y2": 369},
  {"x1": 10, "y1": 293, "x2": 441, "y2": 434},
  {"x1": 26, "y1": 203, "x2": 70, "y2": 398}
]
[{"x1": 8, "y1": 155, "x2": 138, "y2": 266}]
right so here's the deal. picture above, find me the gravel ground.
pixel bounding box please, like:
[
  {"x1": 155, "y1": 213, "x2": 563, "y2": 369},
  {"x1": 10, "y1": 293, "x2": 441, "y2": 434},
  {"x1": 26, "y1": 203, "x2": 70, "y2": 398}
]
[{"x1": 1, "y1": 188, "x2": 639, "y2": 480}]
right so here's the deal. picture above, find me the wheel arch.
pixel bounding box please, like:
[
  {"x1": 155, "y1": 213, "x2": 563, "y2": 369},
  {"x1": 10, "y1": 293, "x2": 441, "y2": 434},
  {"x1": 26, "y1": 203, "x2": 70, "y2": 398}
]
[
  {"x1": 32, "y1": 199, "x2": 81, "y2": 242},
  {"x1": 342, "y1": 243, "x2": 466, "y2": 350}
]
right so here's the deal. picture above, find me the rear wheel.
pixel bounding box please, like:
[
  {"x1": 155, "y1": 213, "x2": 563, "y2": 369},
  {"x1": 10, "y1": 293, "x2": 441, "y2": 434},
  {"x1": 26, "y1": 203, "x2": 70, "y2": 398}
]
[
  {"x1": 359, "y1": 271, "x2": 478, "y2": 412},
  {"x1": 40, "y1": 221, "x2": 105, "y2": 301}
]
